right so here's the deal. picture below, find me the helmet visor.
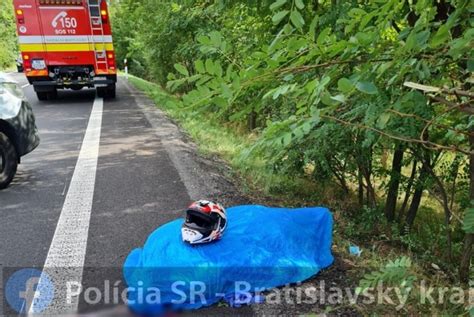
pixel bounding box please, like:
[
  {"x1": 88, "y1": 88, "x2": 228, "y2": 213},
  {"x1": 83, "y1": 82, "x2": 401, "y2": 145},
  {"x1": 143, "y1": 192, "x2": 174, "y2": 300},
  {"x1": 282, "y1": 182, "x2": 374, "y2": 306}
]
[{"x1": 184, "y1": 210, "x2": 215, "y2": 233}]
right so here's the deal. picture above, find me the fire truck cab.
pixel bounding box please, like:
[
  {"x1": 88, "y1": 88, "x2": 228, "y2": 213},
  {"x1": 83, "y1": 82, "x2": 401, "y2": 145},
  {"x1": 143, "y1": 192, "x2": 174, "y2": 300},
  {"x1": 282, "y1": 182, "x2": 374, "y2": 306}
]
[{"x1": 13, "y1": 0, "x2": 117, "y2": 100}]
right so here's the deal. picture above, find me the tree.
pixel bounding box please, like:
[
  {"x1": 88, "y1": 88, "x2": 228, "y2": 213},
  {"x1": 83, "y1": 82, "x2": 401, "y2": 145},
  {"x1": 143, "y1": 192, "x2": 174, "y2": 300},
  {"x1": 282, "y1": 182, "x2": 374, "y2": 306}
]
[{"x1": 0, "y1": 0, "x2": 17, "y2": 69}]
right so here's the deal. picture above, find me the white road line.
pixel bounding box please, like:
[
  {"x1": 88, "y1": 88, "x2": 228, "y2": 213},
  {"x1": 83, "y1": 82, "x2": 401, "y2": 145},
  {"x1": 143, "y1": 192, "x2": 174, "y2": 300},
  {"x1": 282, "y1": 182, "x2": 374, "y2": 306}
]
[
  {"x1": 29, "y1": 97, "x2": 104, "y2": 315},
  {"x1": 21, "y1": 83, "x2": 29, "y2": 88}
]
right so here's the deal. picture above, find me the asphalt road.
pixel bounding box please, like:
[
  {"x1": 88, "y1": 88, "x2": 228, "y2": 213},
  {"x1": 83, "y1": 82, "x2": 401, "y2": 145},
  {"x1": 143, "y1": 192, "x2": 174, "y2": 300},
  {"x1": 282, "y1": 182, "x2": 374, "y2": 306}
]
[{"x1": 0, "y1": 72, "x2": 252, "y2": 316}]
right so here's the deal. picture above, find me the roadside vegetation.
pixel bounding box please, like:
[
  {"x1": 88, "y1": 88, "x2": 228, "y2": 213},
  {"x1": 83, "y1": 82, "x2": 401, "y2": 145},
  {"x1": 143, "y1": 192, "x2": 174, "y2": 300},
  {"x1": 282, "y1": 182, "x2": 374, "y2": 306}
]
[
  {"x1": 0, "y1": 0, "x2": 17, "y2": 70},
  {"x1": 114, "y1": 0, "x2": 474, "y2": 314}
]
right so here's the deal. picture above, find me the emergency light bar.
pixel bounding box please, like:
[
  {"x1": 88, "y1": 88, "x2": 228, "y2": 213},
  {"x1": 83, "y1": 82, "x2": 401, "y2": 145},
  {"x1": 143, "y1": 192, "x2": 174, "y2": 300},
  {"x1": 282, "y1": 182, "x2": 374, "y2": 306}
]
[{"x1": 38, "y1": 0, "x2": 83, "y2": 5}]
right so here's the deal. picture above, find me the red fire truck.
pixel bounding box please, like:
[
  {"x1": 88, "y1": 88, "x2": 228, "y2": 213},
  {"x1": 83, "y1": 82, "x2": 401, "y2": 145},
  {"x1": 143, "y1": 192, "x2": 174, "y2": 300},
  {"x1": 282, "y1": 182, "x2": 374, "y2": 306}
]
[{"x1": 13, "y1": 0, "x2": 117, "y2": 100}]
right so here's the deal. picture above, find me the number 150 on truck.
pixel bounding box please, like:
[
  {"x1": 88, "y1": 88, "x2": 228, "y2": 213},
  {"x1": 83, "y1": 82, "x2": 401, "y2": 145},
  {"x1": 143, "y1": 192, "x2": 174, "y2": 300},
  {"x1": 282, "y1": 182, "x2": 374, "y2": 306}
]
[{"x1": 13, "y1": 0, "x2": 117, "y2": 100}]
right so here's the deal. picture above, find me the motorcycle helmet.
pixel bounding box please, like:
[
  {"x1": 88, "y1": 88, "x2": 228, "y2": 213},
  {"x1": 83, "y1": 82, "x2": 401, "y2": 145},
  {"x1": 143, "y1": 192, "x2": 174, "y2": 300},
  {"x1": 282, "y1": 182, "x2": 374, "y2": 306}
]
[{"x1": 181, "y1": 200, "x2": 227, "y2": 244}]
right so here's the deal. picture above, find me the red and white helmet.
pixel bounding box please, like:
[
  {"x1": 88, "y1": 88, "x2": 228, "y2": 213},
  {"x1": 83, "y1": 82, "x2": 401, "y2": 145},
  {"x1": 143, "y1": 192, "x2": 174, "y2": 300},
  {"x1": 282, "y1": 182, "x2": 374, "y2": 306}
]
[{"x1": 181, "y1": 200, "x2": 227, "y2": 244}]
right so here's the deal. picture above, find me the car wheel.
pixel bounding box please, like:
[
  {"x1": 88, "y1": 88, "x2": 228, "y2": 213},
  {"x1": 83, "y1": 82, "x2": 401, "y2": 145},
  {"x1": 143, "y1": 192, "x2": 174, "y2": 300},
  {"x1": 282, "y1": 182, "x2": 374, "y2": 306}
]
[
  {"x1": 0, "y1": 132, "x2": 18, "y2": 190},
  {"x1": 36, "y1": 91, "x2": 48, "y2": 101}
]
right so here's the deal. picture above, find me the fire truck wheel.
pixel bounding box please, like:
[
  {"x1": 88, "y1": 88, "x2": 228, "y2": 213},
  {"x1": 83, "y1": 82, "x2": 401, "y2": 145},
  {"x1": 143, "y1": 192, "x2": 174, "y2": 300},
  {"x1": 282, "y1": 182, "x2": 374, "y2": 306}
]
[
  {"x1": 97, "y1": 87, "x2": 106, "y2": 98},
  {"x1": 36, "y1": 92, "x2": 48, "y2": 101},
  {"x1": 106, "y1": 84, "x2": 116, "y2": 99},
  {"x1": 47, "y1": 89, "x2": 58, "y2": 100},
  {"x1": 0, "y1": 132, "x2": 18, "y2": 190}
]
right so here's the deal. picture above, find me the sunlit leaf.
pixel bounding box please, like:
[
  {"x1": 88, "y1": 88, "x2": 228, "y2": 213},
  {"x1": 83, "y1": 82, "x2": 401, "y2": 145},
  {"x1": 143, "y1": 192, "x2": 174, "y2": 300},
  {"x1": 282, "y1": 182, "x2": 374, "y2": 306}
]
[
  {"x1": 173, "y1": 63, "x2": 189, "y2": 76},
  {"x1": 430, "y1": 24, "x2": 451, "y2": 47},
  {"x1": 205, "y1": 59, "x2": 215, "y2": 75},
  {"x1": 321, "y1": 92, "x2": 338, "y2": 106},
  {"x1": 331, "y1": 94, "x2": 346, "y2": 104},
  {"x1": 272, "y1": 10, "x2": 289, "y2": 25},
  {"x1": 356, "y1": 81, "x2": 378, "y2": 94},
  {"x1": 317, "y1": 27, "x2": 331, "y2": 46},
  {"x1": 282, "y1": 133, "x2": 292, "y2": 146},
  {"x1": 338, "y1": 78, "x2": 354, "y2": 93},
  {"x1": 214, "y1": 60, "x2": 223, "y2": 77},
  {"x1": 209, "y1": 31, "x2": 222, "y2": 47},
  {"x1": 290, "y1": 10, "x2": 305, "y2": 28},
  {"x1": 377, "y1": 112, "x2": 391, "y2": 128},
  {"x1": 270, "y1": 0, "x2": 287, "y2": 10},
  {"x1": 196, "y1": 35, "x2": 210, "y2": 45},
  {"x1": 194, "y1": 60, "x2": 205, "y2": 74},
  {"x1": 295, "y1": 0, "x2": 304, "y2": 9},
  {"x1": 309, "y1": 16, "x2": 318, "y2": 39}
]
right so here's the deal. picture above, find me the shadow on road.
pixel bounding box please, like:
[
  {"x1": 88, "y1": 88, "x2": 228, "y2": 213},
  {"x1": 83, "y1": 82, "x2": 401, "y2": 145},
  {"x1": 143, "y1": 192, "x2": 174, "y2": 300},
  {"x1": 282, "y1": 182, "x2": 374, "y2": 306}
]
[{"x1": 38, "y1": 88, "x2": 96, "y2": 104}]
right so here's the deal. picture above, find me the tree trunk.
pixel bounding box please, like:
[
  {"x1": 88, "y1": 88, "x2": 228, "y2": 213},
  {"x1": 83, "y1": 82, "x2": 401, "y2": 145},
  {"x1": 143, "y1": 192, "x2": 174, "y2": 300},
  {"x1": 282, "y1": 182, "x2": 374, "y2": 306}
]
[
  {"x1": 363, "y1": 168, "x2": 376, "y2": 209},
  {"x1": 426, "y1": 165, "x2": 453, "y2": 262},
  {"x1": 247, "y1": 111, "x2": 257, "y2": 131},
  {"x1": 399, "y1": 159, "x2": 417, "y2": 223},
  {"x1": 385, "y1": 145, "x2": 404, "y2": 222},
  {"x1": 358, "y1": 167, "x2": 364, "y2": 207},
  {"x1": 404, "y1": 185, "x2": 424, "y2": 229},
  {"x1": 460, "y1": 234, "x2": 473, "y2": 284},
  {"x1": 405, "y1": 159, "x2": 429, "y2": 229},
  {"x1": 460, "y1": 133, "x2": 474, "y2": 284},
  {"x1": 328, "y1": 158, "x2": 349, "y2": 193},
  {"x1": 360, "y1": 147, "x2": 376, "y2": 208}
]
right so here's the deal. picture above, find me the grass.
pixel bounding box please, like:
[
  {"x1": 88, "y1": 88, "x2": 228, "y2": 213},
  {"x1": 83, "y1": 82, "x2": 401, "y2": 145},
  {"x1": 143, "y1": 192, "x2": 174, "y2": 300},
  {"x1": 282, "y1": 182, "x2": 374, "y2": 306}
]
[{"x1": 126, "y1": 74, "x2": 472, "y2": 316}]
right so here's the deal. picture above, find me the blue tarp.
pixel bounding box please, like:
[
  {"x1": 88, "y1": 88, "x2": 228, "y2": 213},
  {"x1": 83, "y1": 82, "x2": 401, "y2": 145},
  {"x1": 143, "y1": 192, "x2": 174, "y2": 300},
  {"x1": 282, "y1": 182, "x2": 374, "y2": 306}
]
[{"x1": 123, "y1": 205, "x2": 333, "y2": 314}]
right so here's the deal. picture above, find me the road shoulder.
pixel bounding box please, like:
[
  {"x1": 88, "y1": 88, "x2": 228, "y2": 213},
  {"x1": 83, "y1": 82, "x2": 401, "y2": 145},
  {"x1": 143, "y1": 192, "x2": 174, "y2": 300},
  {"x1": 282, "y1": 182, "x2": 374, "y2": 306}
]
[{"x1": 122, "y1": 77, "x2": 251, "y2": 207}]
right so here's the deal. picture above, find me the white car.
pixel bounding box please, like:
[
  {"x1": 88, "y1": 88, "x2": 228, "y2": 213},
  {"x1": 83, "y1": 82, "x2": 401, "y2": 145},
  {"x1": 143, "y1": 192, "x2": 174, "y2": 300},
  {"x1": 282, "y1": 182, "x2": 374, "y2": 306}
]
[{"x1": 0, "y1": 73, "x2": 40, "y2": 189}]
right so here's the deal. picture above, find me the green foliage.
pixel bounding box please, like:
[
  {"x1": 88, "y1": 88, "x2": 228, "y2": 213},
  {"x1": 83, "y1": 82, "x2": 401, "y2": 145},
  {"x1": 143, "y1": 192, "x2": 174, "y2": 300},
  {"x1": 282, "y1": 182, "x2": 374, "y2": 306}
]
[
  {"x1": 0, "y1": 1, "x2": 17, "y2": 69},
  {"x1": 357, "y1": 256, "x2": 416, "y2": 294},
  {"x1": 111, "y1": 1, "x2": 273, "y2": 84},
  {"x1": 344, "y1": 206, "x2": 386, "y2": 239},
  {"x1": 463, "y1": 203, "x2": 474, "y2": 233}
]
